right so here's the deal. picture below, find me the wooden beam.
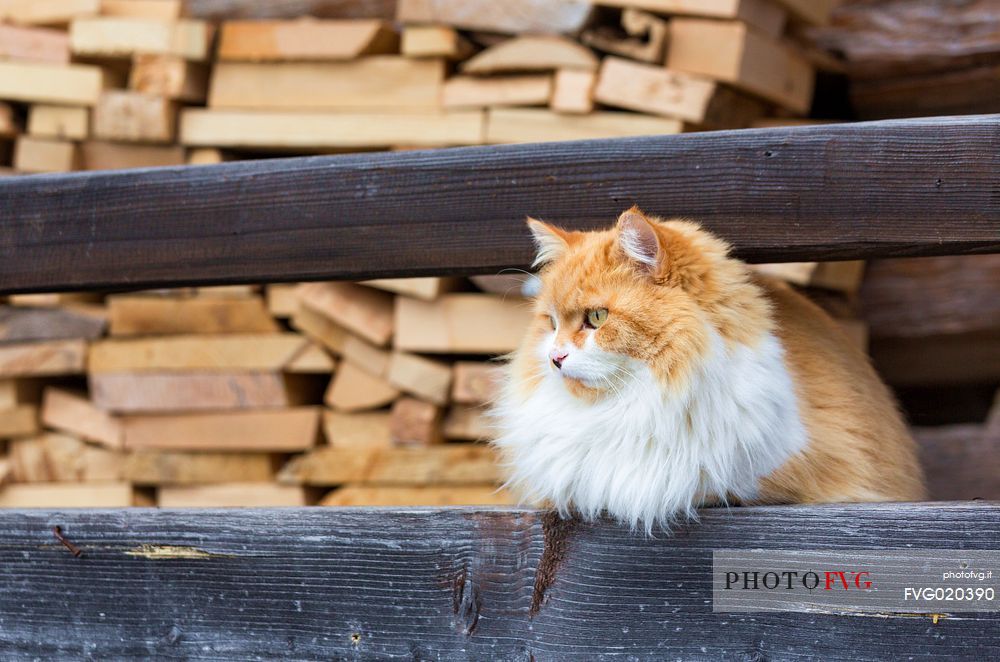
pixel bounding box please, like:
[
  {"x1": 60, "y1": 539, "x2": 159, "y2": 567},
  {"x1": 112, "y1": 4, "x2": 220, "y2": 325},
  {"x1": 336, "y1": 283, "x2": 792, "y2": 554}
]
[
  {"x1": 0, "y1": 504, "x2": 998, "y2": 657},
  {"x1": 2, "y1": 116, "x2": 999, "y2": 294}
]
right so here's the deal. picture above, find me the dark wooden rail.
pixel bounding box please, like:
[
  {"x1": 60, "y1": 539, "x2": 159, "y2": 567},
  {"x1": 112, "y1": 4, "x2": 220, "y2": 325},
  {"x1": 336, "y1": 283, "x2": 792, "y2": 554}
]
[
  {"x1": 0, "y1": 503, "x2": 996, "y2": 659},
  {"x1": 2, "y1": 114, "x2": 998, "y2": 294}
]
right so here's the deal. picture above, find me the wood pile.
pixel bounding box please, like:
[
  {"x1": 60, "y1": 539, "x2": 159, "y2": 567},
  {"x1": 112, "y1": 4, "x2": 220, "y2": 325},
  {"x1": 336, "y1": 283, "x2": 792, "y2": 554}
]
[
  {"x1": 0, "y1": 276, "x2": 531, "y2": 507},
  {"x1": 0, "y1": 0, "x2": 834, "y2": 175}
]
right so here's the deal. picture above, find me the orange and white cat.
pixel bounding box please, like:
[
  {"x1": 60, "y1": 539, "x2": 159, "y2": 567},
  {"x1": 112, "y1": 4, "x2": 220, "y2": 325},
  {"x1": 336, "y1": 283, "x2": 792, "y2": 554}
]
[{"x1": 491, "y1": 207, "x2": 925, "y2": 531}]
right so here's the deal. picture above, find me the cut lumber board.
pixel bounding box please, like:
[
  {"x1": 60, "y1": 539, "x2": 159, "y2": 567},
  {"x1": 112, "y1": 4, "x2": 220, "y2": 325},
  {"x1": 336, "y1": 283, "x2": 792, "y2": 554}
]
[
  {"x1": 386, "y1": 352, "x2": 451, "y2": 405},
  {"x1": 122, "y1": 407, "x2": 320, "y2": 452},
  {"x1": 395, "y1": 294, "x2": 534, "y2": 354},
  {"x1": 8, "y1": 433, "x2": 122, "y2": 482},
  {"x1": 580, "y1": 8, "x2": 668, "y2": 64},
  {"x1": 0, "y1": 404, "x2": 38, "y2": 438},
  {"x1": 80, "y1": 140, "x2": 185, "y2": 169},
  {"x1": 0, "y1": 339, "x2": 86, "y2": 377},
  {"x1": 93, "y1": 90, "x2": 177, "y2": 143},
  {"x1": 594, "y1": 56, "x2": 767, "y2": 126},
  {"x1": 0, "y1": 482, "x2": 133, "y2": 507},
  {"x1": 6, "y1": 293, "x2": 100, "y2": 308},
  {"x1": 322, "y1": 410, "x2": 391, "y2": 449},
  {"x1": 597, "y1": 0, "x2": 787, "y2": 37},
  {"x1": 396, "y1": 0, "x2": 593, "y2": 35},
  {"x1": 89, "y1": 372, "x2": 312, "y2": 413},
  {"x1": 13, "y1": 137, "x2": 80, "y2": 172},
  {"x1": 218, "y1": 19, "x2": 397, "y2": 61},
  {"x1": 0, "y1": 304, "x2": 105, "y2": 343},
  {"x1": 366, "y1": 444, "x2": 501, "y2": 484},
  {"x1": 297, "y1": 282, "x2": 394, "y2": 347},
  {"x1": 442, "y1": 74, "x2": 552, "y2": 109},
  {"x1": 551, "y1": 68, "x2": 595, "y2": 114},
  {"x1": 0, "y1": 23, "x2": 70, "y2": 63},
  {"x1": 461, "y1": 36, "x2": 598, "y2": 74},
  {"x1": 339, "y1": 334, "x2": 390, "y2": 377},
  {"x1": 180, "y1": 109, "x2": 484, "y2": 149},
  {"x1": 451, "y1": 361, "x2": 503, "y2": 404},
  {"x1": 285, "y1": 343, "x2": 335, "y2": 374},
  {"x1": 2, "y1": 504, "x2": 1000, "y2": 657},
  {"x1": 485, "y1": 108, "x2": 685, "y2": 143},
  {"x1": 5, "y1": 116, "x2": 1000, "y2": 295},
  {"x1": 107, "y1": 295, "x2": 278, "y2": 335},
  {"x1": 100, "y1": 0, "x2": 183, "y2": 20},
  {"x1": 0, "y1": 60, "x2": 109, "y2": 105},
  {"x1": 208, "y1": 58, "x2": 444, "y2": 110},
  {"x1": 41, "y1": 387, "x2": 122, "y2": 449},
  {"x1": 277, "y1": 444, "x2": 500, "y2": 485},
  {"x1": 389, "y1": 397, "x2": 443, "y2": 446},
  {"x1": 27, "y1": 105, "x2": 89, "y2": 140},
  {"x1": 187, "y1": 147, "x2": 226, "y2": 164},
  {"x1": 400, "y1": 25, "x2": 471, "y2": 60},
  {"x1": 290, "y1": 305, "x2": 348, "y2": 355},
  {"x1": 276, "y1": 446, "x2": 373, "y2": 484},
  {"x1": 320, "y1": 485, "x2": 512, "y2": 506},
  {"x1": 69, "y1": 18, "x2": 213, "y2": 60},
  {"x1": 360, "y1": 278, "x2": 456, "y2": 301},
  {"x1": 443, "y1": 404, "x2": 491, "y2": 440},
  {"x1": 667, "y1": 18, "x2": 814, "y2": 113},
  {"x1": 324, "y1": 361, "x2": 399, "y2": 412},
  {"x1": 125, "y1": 451, "x2": 276, "y2": 485},
  {"x1": 89, "y1": 333, "x2": 313, "y2": 372},
  {"x1": 0, "y1": 0, "x2": 99, "y2": 26},
  {"x1": 266, "y1": 283, "x2": 300, "y2": 318},
  {"x1": 129, "y1": 54, "x2": 208, "y2": 103},
  {"x1": 158, "y1": 483, "x2": 309, "y2": 507}
]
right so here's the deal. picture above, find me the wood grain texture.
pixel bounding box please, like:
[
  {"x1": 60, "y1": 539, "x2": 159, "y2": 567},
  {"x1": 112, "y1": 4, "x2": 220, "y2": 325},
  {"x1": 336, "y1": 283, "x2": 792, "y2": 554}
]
[
  {"x1": 0, "y1": 503, "x2": 998, "y2": 659},
  {"x1": 1, "y1": 116, "x2": 999, "y2": 294}
]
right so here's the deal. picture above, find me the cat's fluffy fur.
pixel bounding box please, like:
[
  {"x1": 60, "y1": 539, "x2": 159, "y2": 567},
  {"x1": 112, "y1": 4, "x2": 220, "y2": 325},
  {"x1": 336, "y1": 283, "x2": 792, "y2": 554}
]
[{"x1": 491, "y1": 207, "x2": 926, "y2": 531}]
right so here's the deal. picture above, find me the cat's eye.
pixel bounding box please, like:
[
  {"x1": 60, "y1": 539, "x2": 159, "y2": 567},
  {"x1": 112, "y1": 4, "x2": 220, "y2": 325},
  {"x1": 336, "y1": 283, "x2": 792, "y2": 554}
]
[
  {"x1": 548, "y1": 315, "x2": 557, "y2": 330},
  {"x1": 585, "y1": 308, "x2": 609, "y2": 329}
]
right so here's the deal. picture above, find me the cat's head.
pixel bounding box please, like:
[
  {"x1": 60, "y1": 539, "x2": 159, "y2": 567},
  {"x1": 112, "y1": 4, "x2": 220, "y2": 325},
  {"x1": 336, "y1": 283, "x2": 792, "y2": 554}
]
[{"x1": 521, "y1": 207, "x2": 770, "y2": 399}]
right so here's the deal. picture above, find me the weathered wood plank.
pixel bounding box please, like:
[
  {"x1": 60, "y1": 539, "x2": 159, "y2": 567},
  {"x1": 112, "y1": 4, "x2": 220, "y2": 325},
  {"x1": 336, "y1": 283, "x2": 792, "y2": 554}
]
[
  {"x1": 1, "y1": 115, "x2": 999, "y2": 294},
  {"x1": 0, "y1": 503, "x2": 997, "y2": 659}
]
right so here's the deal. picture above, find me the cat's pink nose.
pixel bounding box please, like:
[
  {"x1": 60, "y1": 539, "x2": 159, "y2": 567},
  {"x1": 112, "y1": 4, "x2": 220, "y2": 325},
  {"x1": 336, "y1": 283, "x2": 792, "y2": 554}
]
[{"x1": 549, "y1": 349, "x2": 568, "y2": 369}]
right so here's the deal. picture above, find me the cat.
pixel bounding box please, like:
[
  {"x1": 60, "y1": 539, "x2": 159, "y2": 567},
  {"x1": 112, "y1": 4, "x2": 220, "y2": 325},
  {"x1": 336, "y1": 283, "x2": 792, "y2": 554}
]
[{"x1": 490, "y1": 207, "x2": 926, "y2": 532}]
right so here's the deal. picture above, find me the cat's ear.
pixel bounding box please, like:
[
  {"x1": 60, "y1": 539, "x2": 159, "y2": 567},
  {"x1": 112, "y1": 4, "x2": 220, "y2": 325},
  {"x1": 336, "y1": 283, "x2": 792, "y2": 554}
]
[
  {"x1": 526, "y1": 217, "x2": 572, "y2": 267},
  {"x1": 616, "y1": 207, "x2": 663, "y2": 273}
]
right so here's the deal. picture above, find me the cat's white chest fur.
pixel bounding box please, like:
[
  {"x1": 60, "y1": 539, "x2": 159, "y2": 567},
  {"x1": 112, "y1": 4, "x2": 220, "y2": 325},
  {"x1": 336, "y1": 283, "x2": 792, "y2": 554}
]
[{"x1": 491, "y1": 330, "x2": 807, "y2": 531}]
